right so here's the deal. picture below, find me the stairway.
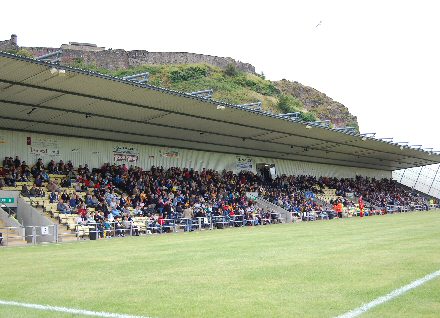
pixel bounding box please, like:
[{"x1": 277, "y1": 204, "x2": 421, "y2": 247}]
[
  {"x1": 0, "y1": 219, "x2": 27, "y2": 247},
  {"x1": 34, "y1": 204, "x2": 78, "y2": 242},
  {"x1": 316, "y1": 187, "x2": 339, "y2": 205},
  {"x1": 255, "y1": 197, "x2": 292, "y2": 223}
]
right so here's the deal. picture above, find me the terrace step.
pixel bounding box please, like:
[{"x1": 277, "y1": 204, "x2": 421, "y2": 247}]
[
  {"x1": 35, "y1": 204, "x2": 77, "y2": 242},
  {"x1": 4, "y1": 239, "x2": 28, "y2": 246},
  {"x1": 0, "y1": 219, "x2": 27, "y2": 246}
]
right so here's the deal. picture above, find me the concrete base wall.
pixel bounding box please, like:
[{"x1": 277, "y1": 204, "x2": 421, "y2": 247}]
[{"x1": 17, "y1": 197, "x2": 56, "y2": 243}]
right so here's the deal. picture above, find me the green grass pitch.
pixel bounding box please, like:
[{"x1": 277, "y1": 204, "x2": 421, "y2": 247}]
[{"x1": 1, "y1": 211, "x2": 440, "y2": 318}]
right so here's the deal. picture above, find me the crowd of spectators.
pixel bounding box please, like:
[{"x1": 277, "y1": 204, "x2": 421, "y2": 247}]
[
  {"x1": 317, "y1": 176, "x2": 429, "y2": 208},
  {"x1": 0, "y1": 156, "x2": 435, "y2": 234},
  {"x1": 77, "y1": 164, "x2": 276, "y2": 231},
  {"x1": 260, "y1": 175, "x2": 327, "y2": 218}
]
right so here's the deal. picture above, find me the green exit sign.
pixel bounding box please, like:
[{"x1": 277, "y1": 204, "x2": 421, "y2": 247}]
[{"x1": 0, "y1": 198, "x2": 14, "y2": 203}]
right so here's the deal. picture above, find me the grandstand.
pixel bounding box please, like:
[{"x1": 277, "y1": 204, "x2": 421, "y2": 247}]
[{"x1": 0, "y1": 50, "x2": 439, "y2": 245}]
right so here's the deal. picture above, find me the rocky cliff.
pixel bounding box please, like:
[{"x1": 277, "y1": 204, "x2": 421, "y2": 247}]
[{"x1": 274, "y1": 80, "x2": 358, "y2": 129}]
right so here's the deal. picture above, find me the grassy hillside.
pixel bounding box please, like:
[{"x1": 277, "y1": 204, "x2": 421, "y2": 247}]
[{"x1": 70, "y1": 60, "x2": 319, "y2": 122}]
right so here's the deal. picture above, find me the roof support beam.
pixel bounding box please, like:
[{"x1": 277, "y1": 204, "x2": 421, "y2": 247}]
[
  {"x1": 0, "y1": 98, "x2": 413, "y2": 166},
  {"x1": 0, "y1": 78, "x2": 429, "y2": 164}
]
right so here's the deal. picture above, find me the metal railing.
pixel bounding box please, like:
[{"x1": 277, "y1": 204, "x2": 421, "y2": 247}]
[
  {"x1": 24, "y1": 224, "x2": 58, "y2": 244},
  {"x1": 0, "y1": 225, "x2": 25, "y2": 246}
]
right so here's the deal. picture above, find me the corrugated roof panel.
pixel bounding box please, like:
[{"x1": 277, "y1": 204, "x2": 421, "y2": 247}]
[
  {"x1": 150, "y1": 113, "x2": 266, "y2": 138},
  {"x1": 0, "y1": 52, "x2": 439, "y2": 171}
]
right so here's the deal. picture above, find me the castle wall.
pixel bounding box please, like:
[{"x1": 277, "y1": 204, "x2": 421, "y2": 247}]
[{"x1": 0, "y1": 34, "x2": 255, "y2": 73}]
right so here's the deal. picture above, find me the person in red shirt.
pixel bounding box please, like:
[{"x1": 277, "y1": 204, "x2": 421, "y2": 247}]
[
  {"x1": 158, "y1": 214, "x2": 165, "y2": 226},
  {"x1": 335, "y1": 200, "x2": 343, "y2": 218},
  {"x1": 77, "y1": 203, "x2": 88, "y2": 221},
  {"x1": 359, "y1": 196, "x2": 365, "y2": 218}
]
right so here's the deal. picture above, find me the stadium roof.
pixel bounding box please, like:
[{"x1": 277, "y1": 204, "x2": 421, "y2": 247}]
[{"x1": 0, "y1": 51, "x2": 439, "y2": 171}]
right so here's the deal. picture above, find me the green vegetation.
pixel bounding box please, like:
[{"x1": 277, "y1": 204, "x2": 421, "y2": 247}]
[
  {"x1": 275, "y1": 79, "x2": 359, "y2": 130},
  {"x1": 277, "y1": 94, "x2": 317, "y2": 121},
  {"x1": 1, "y1": 211, "x2": 440, "y2": 317},
  {"x1": 68, "y1": 59, "x2": 317, "y2": 120},
  {"x1": 6, "y1": 48, "x2": 33, "y2": 58},
  {"x1": 224, "y1": 63, "x2": 239, "y2": 77}
]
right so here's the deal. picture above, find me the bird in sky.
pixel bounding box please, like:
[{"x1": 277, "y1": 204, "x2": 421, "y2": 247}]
[{"x1": 316, "y1": 20, "x2": 322, "y2": 28}]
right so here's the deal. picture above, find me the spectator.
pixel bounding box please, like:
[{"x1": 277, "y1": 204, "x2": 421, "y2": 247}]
[
  {"x1": 57, "y1": 200, "x2": 71, "y2": 214},
  {"x1": 182, "y1": 205, "x2": 194, "y2": 232},
  {"x1": 49, "y1": 191, "x2": 58, "y2": 203}
]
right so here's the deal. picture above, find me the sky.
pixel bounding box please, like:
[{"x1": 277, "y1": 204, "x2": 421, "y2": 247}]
[{"x1": 1, "y1": 0, "x2": 439, "y2": 150}]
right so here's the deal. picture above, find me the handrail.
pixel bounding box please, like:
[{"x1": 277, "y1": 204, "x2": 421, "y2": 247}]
[{"x1": 0, "y1": 225, "x2": 26, "y2": 246}]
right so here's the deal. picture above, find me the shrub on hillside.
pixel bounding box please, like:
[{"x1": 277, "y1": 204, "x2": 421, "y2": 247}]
[
  {"x1": 8, "y1": 49, "x2": 34, "y2": 58},
  {"x1": 224, "y1": 63, "x2": 238, "y2": 77},
  {"x1": 277, "y1": 94, "x2": 302, "y2": 113},
  {"x1": 299, "y1": 112, "x2": 317, "y2": 122},
  {"x1": 233, "y1": 74, "x2": 279, "y2": 95},
  {"x1": 170, "y1": 66, "x2": 208, "y2": 82},
  {"x1": 277, "y1": 94, "x2": 317, "y2": 122}
]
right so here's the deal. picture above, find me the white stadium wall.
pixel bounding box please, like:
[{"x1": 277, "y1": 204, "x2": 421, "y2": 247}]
[
  {"x1": 393, "y1": 164, "x2": 440, "y2": 199},
  {"x1": 0, "y1": 130, "x2": 391, "y2": 179}
]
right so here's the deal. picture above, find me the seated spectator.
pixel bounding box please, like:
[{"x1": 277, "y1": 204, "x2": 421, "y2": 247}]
[
  {"x1": 115, "y1": 218, "x2": 125, "y2": 237},
  {"x1": 34, "y1": 175, "x2": 43, "y2": 187},
  {"x1": 66, "y1": 160, "x2": 74, "y2": 172},
  {"x1": 47, "y1": 180, "x2": 59, "y2": 193},
  {"x1": 111, "y1": 206, "x2": 121, "y2": 217},
  {"x1": 75, "y1": 182, "x2": 83, "y2": 193},
  {"x1": 20, "y1": 161, "x2": 29, "y2": 175},
  {"x1": 35, "y1": 158, "x2": 45, "y2": 171},
  {"x1": 49, "y1": 191, "x2": 58, "y2": 203},
  {"x1": 77, "y1": 203, "x2": 88, "y2": 220},
  {"x1": 61, "y1": 177, "x2": 71, "y2": 188},
  {"x1": 103, "y1": 218, "x2": 112, "y2": 237},
  {"x1": 57, "y1": 200, "x2": 71, "y2": 214},
  {"x1": 13, "y1": 156, "x2": 21, "y2": 168},
  {"x1": 18, "y1": 174, "x2": 29, "y2": 182},
  {"x1": 3, "y1": 157, "x2": 13, "y2": 169},
  {"x1": 41, "y1": 170, "x2": 50, "y2": 182},
  {"x1": 47, "y1": 160, "x2": 56, "y2": 173},
  {"x1": 4, "y1": 172, "x2": 16, "y2": 186},
  {"x1": 29, "y1": 184, "x2": 38, "y2": 197},
  {"x1": 61, "y1": 190, "x2": 70, "y2": 202},
  {"x1": 69, "y1": 195, "x2": 78, "y2": 210},
  {"x1": 21, "y1": 184, "x2": 30, "y2": 196}
]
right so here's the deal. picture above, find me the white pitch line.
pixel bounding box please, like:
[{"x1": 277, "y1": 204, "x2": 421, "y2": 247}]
[
  {"x1": 335, "y1": 269, "x2": 440, "y2": 318},
  {"x1": 0, "y1": 299, "x2": 153, "y2": 318}
]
